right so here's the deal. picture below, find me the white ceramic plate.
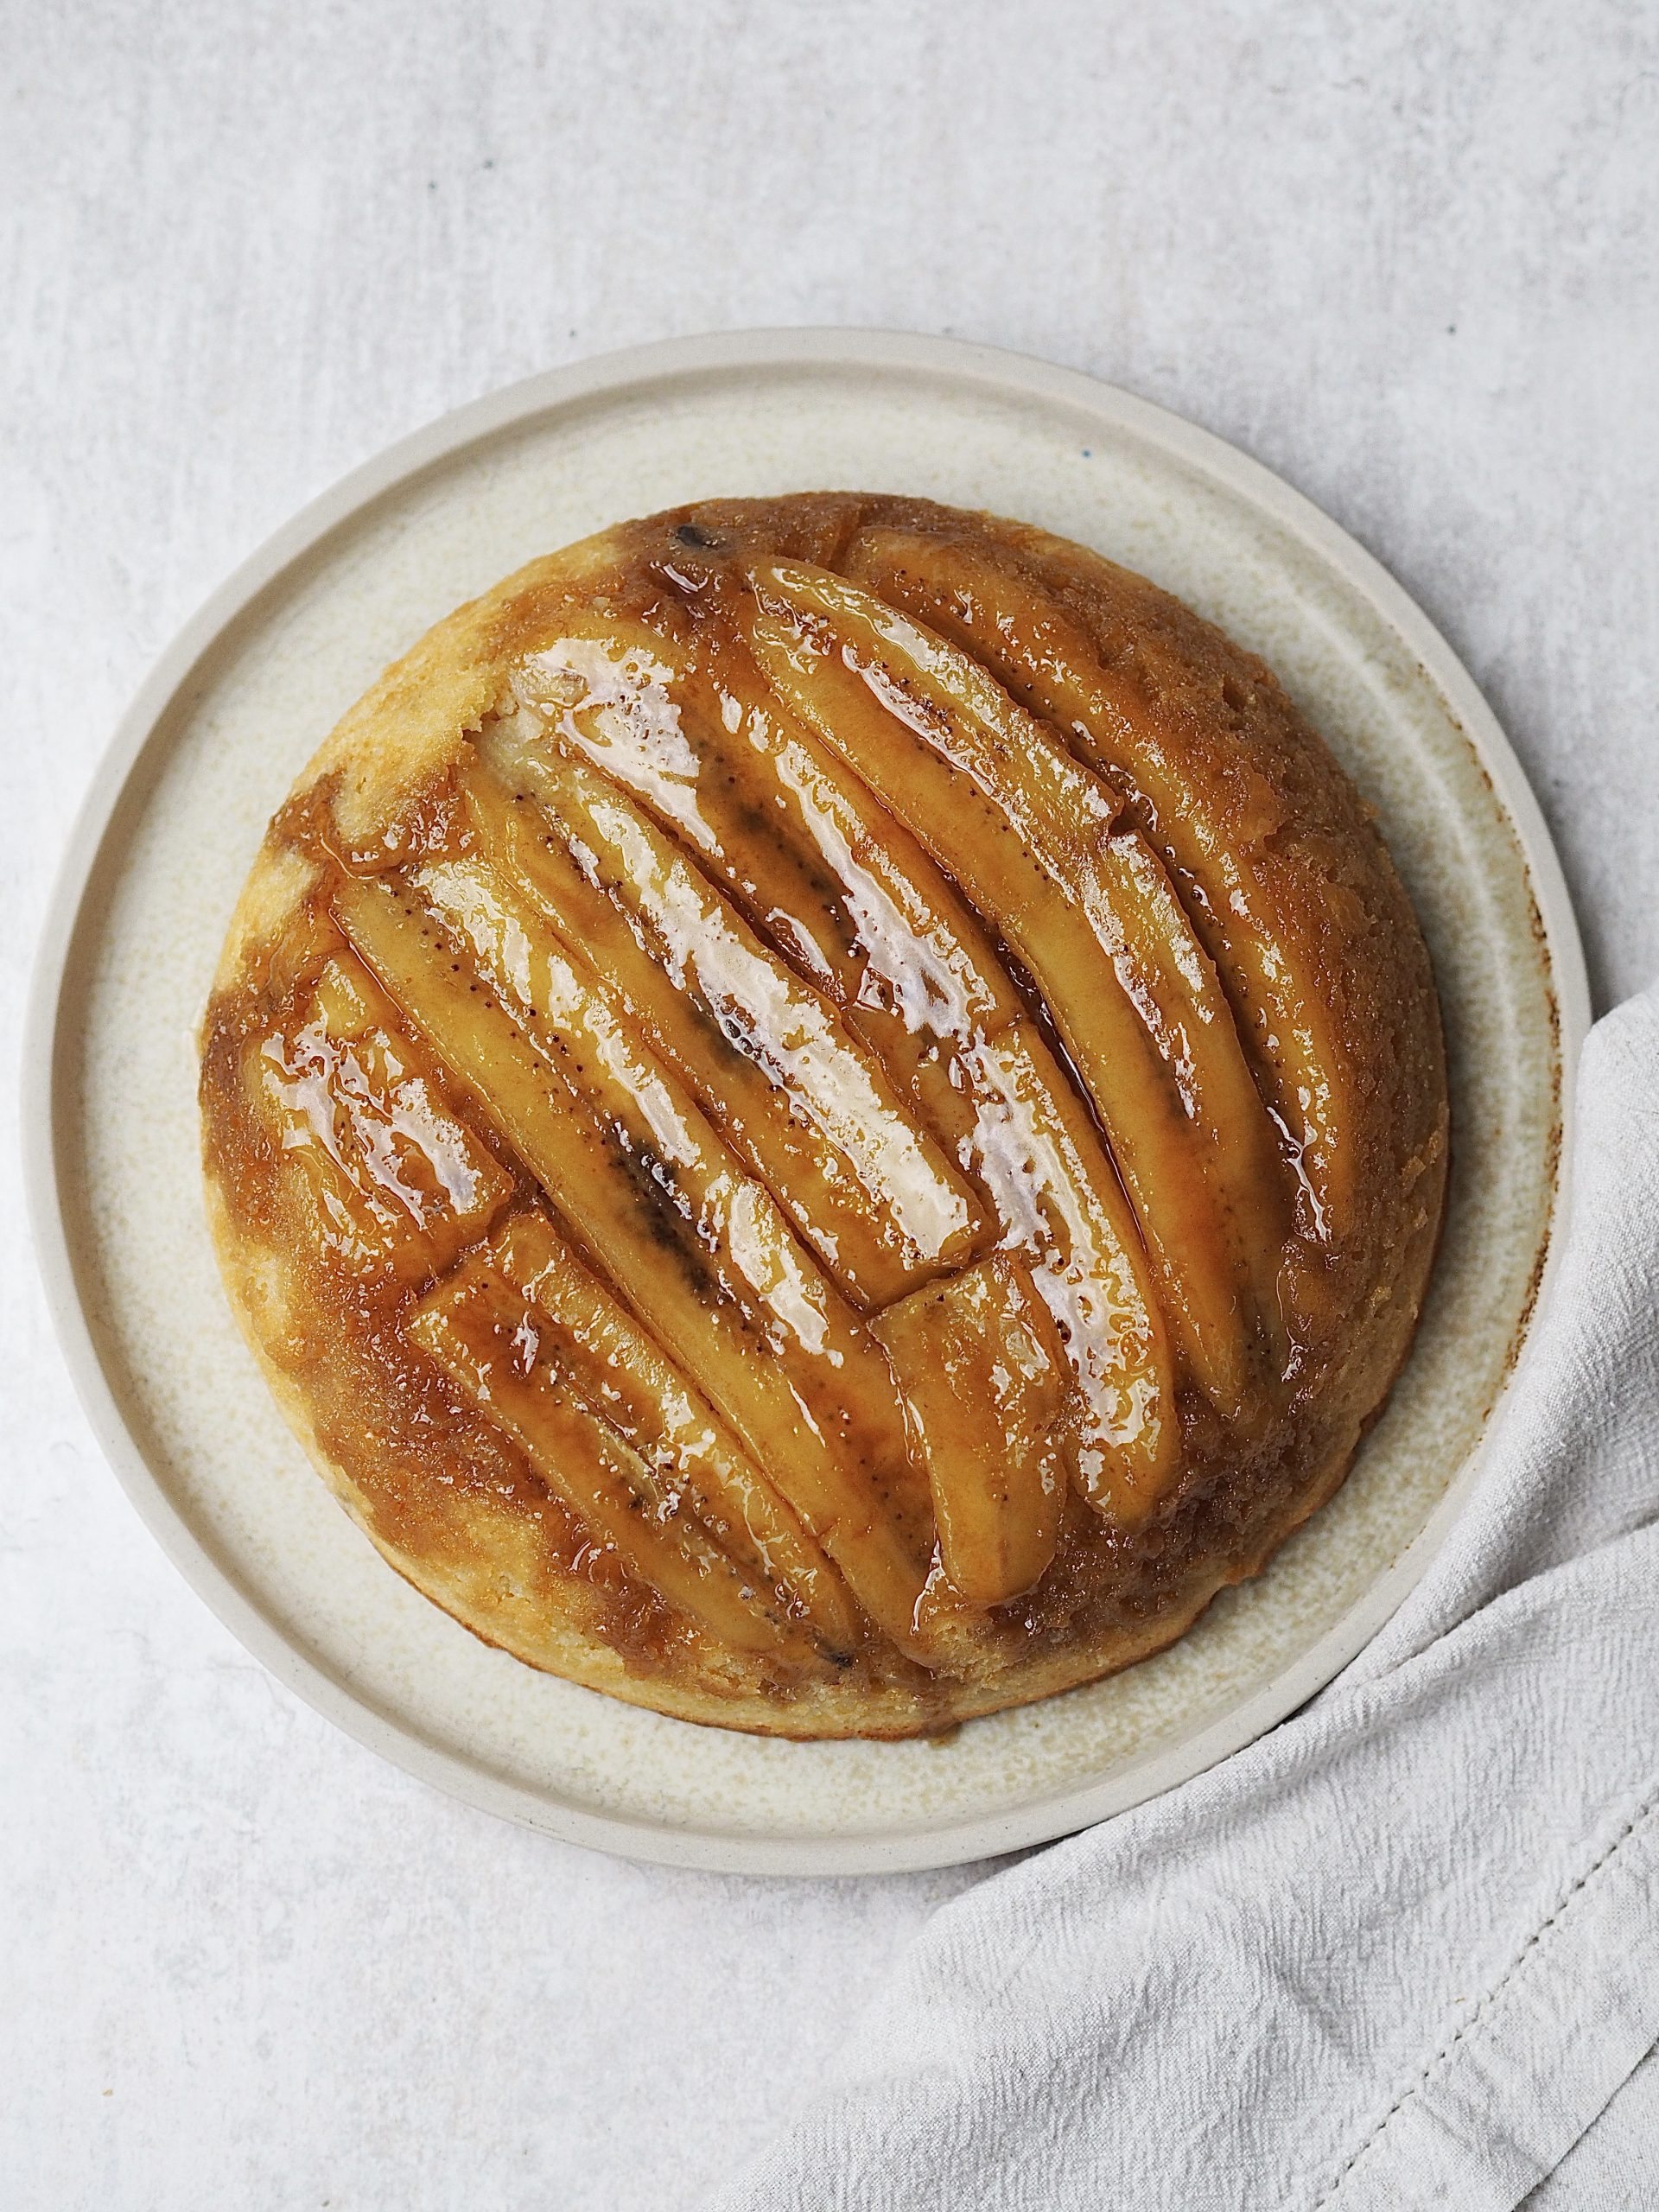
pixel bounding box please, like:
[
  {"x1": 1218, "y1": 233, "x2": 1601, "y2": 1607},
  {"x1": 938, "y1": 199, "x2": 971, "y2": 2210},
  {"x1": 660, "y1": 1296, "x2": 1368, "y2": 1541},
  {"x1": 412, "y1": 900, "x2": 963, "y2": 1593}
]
[{"x1": 26, "y1": 330, "x2": 1586, "y2": 1875}]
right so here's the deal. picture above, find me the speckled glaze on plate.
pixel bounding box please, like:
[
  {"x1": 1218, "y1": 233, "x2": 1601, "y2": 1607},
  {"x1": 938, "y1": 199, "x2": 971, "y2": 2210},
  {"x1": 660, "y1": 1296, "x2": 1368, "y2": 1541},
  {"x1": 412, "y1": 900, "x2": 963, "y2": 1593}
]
[{"x1": 25, "y1": 331, "x2": 1586, "y2": 1875}]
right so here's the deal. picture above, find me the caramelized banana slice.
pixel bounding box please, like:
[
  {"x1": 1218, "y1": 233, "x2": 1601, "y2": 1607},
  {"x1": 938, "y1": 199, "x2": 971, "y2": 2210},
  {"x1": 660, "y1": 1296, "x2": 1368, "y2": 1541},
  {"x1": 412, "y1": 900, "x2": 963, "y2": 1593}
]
[
  {"x1": 467, "y1": 734, "x2": 982, "y2": 1306},
  {"x1": 874, "y1": 1255, "x2": 1071, "y2": 1606},
  {"x1": 510, "y1": 613, "x2": 716, "y2": 858},
  {"x1": 250, "y1": 950, "x2": 512, "y2": 1280},
  {"x1": 411, "y1": 1258, "x2": 803, "y2": 1656},
  {"x1": 963, "y1": 1022, "x2": 1178, "y2": 1520},
  {"x1": 487, "y1": 1210, "x2": 862, "y2": 1649},
  {"x1": 333, "y1": 872, "x2": 932, "y2": 1655},
  {"x1": 844, "y1": 526, "x2": 1357, "y2": 1244},
  {"x1": 744, "y1": 559, "x2": 1289, "y2": 1413}
]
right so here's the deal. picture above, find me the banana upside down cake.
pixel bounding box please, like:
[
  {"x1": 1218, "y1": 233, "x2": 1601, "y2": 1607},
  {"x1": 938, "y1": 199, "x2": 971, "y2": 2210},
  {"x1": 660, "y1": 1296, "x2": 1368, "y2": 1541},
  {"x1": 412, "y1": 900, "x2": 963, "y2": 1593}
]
[{"x1": 199, "y1": 493, "x2": 1448, "y2": 1738}]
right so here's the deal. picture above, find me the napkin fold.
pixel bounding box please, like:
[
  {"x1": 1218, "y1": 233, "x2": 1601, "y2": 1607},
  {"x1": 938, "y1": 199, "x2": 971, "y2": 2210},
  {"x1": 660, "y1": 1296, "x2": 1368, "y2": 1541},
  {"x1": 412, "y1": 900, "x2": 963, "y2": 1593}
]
[{"x1": 710, "y1": 987, "x2": 1659, "y2": 2211}]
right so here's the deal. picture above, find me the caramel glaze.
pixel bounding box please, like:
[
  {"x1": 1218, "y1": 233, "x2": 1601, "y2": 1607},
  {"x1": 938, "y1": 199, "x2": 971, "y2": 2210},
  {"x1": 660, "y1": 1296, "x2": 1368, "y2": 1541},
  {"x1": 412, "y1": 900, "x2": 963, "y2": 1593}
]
[{"x1": 199, "y1": 493, "x2": 1448, "y2": 1738}]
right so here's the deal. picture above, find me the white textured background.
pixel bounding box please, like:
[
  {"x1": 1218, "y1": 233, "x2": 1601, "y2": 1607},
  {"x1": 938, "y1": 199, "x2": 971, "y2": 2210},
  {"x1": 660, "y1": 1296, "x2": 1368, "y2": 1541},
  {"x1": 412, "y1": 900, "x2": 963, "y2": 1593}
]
[{"x1": 4, "y1": 3, "x2": 1656, "y2": 2207}]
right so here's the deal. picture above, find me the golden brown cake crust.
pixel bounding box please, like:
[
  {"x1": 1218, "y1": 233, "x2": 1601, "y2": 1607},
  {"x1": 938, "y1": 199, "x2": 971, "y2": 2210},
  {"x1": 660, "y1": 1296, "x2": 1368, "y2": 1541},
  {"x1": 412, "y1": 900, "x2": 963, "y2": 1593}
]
[{"x1": 199, "y1": 493, "x2": 1448, "y2": 1738}]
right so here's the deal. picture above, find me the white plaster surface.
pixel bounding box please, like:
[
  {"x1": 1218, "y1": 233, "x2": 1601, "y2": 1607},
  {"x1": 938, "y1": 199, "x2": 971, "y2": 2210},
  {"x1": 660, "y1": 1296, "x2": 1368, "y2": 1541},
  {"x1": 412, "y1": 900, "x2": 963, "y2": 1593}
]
[{"x1": 3, "y1": 3, "x2": 1656, "y2": 2207}]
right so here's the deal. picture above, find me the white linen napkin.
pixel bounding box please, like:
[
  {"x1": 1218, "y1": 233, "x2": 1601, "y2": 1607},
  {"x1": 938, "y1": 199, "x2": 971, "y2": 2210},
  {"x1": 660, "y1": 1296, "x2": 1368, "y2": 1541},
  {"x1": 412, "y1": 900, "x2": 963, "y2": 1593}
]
[{"x1": 709, "y1": 986, "x2": 1659, "y2": 2211}]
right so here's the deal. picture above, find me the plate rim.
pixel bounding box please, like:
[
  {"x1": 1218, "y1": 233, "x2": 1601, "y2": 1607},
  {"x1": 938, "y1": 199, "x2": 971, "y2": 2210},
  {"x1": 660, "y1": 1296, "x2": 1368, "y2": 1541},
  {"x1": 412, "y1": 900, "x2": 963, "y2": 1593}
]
[{"x1": 22, "y1": 327, "x2": 1592, "y2": 1876}]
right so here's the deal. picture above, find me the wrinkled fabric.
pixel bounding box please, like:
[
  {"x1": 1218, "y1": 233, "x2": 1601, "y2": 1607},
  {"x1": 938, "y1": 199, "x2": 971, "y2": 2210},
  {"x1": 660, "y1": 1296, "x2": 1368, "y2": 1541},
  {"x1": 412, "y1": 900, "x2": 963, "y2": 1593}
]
[{"x1": 709, "y1": 988, "x2": 1659, "y2": 2212}]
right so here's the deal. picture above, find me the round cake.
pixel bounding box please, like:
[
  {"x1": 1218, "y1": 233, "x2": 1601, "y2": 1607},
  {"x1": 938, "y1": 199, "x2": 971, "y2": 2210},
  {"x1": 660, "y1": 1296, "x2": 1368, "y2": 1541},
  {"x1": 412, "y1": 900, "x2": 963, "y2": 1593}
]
[{"x1": 198, "y1": 493, "x2": 1448, "y2": 1738}]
